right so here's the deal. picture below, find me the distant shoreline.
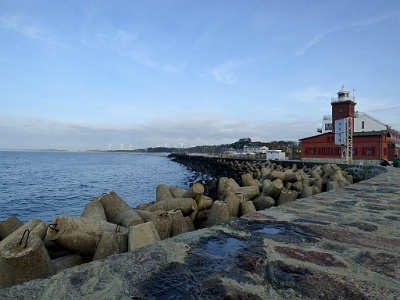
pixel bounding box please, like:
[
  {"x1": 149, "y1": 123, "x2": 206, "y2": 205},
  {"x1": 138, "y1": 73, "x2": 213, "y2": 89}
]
[
  {"x1": 0, "y1": 149, "x2": 69, "y2": 152},
  {"x1": 0, "y1": 149, "x2": 172, "y2": 156}
]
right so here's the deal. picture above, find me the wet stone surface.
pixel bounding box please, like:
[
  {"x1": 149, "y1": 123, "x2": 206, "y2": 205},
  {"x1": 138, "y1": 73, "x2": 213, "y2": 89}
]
[
  {"x1": 69, "y1": 270, "x2": 89, "y2": 286},
  {"x1": 335, "y1": 200, "x2": 358, "y2": 206},
  {"x1": 274, "y1": 246, "x2": 346, "y2": 267},
  {"x1": 291, "y1": 211, "x2": 342, "y2": 223},
  {"x1": 135, "y1": 234, "x2": 268, "y2": 299},
  {"x1": 232, "y1": 219, "x2": 320, "y2": 245},
  {"x1": 303, "y1": 225, "x2": 400, "y2": 252},
  {"x1": 355, "y1": 251, "x2": 400, "y2": 279},
  {"x1": 362, "y1": 204, "x2": 388, "y2": 211},
  {"x1": 359, "y1": 197, "x2": 382, "y2": 203},
  {"x1": 385, "y1": 215, "x2": 400, "y2": 221},
  {"x1": 186, "y1": 234, "x2": 263, "y2": 286},
  {"x1": 375, "y1": 188, "x2": 399, "y2": 194},
  {"x1": 292, "y1": 218, "x2": 331, "y2": 225},
  {"x1": 345, "y1": 221, "x2": 378, "y2": 232},
  {"x1": 314, "y1": 209, "x2": 344, "y2": 217},
  {"x1": 234, "y1": 246, "x2": 265, "y2": 272},
  {"x1": 137, "y1": 262, "x2": 199, "y2": 299},
  {"x1": 319, "y1": 241, "x2": 350, "y2": 253},
  {"x1": 266, "y1": 260, "x2": 368, "y2": 300},
  {"x1": 205, "y1": 236, "x2": 246, "y2": 258}
]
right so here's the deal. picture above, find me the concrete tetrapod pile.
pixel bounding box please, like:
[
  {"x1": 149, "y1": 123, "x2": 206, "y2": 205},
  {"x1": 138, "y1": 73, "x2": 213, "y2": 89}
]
[
  {"x1": 0, "y1": 161, "x2": 354, "y2": 289},
  {"x1": 237, "y1": 161, "x2": 354, "y2": 208},
  {"x1": 169, "y1": 154, "x2": 356, "y2": 200}
]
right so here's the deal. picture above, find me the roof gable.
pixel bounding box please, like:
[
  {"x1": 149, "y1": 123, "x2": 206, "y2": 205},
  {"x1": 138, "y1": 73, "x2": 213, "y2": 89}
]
[{"x1": 299, "y1": 132, "x2": 333, "y2": 141}]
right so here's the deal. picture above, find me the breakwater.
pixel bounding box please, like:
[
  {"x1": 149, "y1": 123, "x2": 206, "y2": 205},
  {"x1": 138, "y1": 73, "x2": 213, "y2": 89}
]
[
  {"x1": 0, "y1": 156, "x2": 399, "y2": 299},
  {"x1": 172, "y1": 154, "x2": 386, "y2": 199}
]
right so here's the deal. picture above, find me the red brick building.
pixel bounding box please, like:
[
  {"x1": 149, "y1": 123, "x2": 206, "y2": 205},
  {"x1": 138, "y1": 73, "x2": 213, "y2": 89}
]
[{"x1": 300, "y1": 86, "x2": 399, "y2": 165}]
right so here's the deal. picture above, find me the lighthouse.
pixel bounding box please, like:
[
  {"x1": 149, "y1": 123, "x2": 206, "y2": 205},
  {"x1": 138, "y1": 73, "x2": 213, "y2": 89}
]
[{"x1": 331, "y1": 85, "x2": 356, "y2": 133}]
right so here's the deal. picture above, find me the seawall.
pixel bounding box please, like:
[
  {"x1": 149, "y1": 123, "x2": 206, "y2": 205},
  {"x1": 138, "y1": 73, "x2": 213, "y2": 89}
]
[{"x1": 0, "y1": 159, "x2": 399, "y2": 299}]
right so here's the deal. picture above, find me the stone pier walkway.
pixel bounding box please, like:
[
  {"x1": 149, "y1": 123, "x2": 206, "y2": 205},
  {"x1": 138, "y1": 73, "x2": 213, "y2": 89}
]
[{"x1": 1, "y1": 167, "x2": 399, "y2": 299}]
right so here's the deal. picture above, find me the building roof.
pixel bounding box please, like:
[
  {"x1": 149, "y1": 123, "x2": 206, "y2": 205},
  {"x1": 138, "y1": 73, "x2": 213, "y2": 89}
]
[
  {"x1": 299, "y1": 132, "x2": 332, "y2": 141},
  {"x1": 353, "y1": 130, "x2": 390, "y2": 137},
  {"x1": 300, "y1": 130, "x2": 390, "y2": 141}
]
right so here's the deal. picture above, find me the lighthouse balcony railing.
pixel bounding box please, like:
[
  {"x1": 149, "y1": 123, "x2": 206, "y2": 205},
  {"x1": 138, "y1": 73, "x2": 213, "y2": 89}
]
[{"x1": 331, "y1": 96, "x2": 356, "y2": 103}]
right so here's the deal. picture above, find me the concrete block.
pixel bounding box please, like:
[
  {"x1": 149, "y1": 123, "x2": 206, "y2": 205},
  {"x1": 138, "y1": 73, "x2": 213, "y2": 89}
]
[
  {"x1": 128, "y1": 222, "x2": 160, "y2": 251},
  {"x1": 46, "y1": 216, "x2": 128, "y2": 257},
  {"x1": 240, "y1": 201, "x2": 256, "y2": 216},
  {"x1": 53, "y1": 254, "x2": 84, "y2": 273},
  {"x1": 205, "y1": 201, "x2": 229, "y2": 227},
  {"x1": 169, "y1": 210, "x2": 189, "y2": 237},
  {"x1": 0, "y1": 231, "x2": 54, "y2": 289},
  {"x1": 156, "y1": 184, "x2": 173, "y2": 202},
  {"x1": 81, "y1": 196, "x2": 107, "y2": 221},
  {"x1": 252, "y1": 195, "x2": 275, "y2": 210},
  {"x1": 0, "y1": 216, "x2": 23, "y2": 239},
  {"x1": 145, "y1": 198, "x2": 197, "y2": 215},
  {"x1": 92, "y1": 231, "x2": 128, "y2": 260},
  {"x1": 169, "y1": 186, "x2": 186, "y2": 198},
  {"x1": 224, "y1": 192, "x2": 241, "y2": 217},
  {"x1": 182, "y1": 183, "x2": 204, "y2": 205}
]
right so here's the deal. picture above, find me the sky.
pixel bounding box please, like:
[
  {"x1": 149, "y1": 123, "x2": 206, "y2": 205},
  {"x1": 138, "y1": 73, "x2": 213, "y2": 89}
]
[{"x1": 1, "y1": 0, "x2": 399, "y2": 151}]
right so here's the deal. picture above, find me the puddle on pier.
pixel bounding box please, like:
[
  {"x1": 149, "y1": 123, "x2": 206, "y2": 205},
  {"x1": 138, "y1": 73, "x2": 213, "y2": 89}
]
[
  {"x1": 255, "y1": 226, "x2": 283, "y2": 235},
  {"x1": 233, "y1": 220, "x2": 320, "y2": 244},
  {"x1": 206, "y1": 237, "x2": 245, "y2": 258},
  {"x1": 138, "y1": 235, "x2": 261, "y2": 299}
]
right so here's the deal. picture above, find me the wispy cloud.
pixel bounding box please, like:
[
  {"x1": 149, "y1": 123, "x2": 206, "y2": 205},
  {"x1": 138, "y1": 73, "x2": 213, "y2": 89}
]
[
  {"x1": 361, "y1": 96, "x2": 400, "y2": 113},
  {"x1": 288, "y1": 86, "x2": 332, "y2": 104},
  {"x1": 83, "y1": 28, "x2": 186, "y2": 74},
  {"x1": 361, "y1": 100, "x2": 400, "y2": 130},
  {"x1": 161, "y1": 63, "x2": 186, "y2": 74},
  {"x1": 295, "y1": 33, "x2": 329, "y2": 57},
  {"x1": 98, "y1": 29, "x2": 156, "y2": 67},
  {"x1": 210, "y1": 60, "x2": 241, "y2": 84},
  {"x1": 296, "y1": 11, "x2": 400, "y2": 57},
  {"x1": 350, "y1": 11, "x2": 400, "y2": 28},
  {"x1": 0, "y1": 15, "x2": 58, "y2": 45}
]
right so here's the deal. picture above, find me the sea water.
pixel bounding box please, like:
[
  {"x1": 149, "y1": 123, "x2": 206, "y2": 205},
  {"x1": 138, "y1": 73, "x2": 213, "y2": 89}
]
[{"x1": 0, "y1": 151, "x2": 192, "y2": 223}]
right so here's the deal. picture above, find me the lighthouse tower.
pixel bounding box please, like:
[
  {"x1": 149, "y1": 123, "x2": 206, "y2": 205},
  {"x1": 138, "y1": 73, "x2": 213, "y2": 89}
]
[
  {"x1": 331, "y1": 85, "x2": 355, "y2": 164},
  {"x1": 331, "y1": 85, "x2": 356, "y2": 132}
]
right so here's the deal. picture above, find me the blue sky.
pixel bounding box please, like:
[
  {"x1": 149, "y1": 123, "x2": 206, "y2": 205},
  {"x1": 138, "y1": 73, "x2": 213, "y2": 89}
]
[{"x1": 1, "y1": 0, "x2": 399, "y2": 150}]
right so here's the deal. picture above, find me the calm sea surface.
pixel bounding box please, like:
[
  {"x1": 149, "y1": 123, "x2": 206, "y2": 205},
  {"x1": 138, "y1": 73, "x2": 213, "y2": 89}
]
[{"x1": 0, "y1": 151, "x2": 192, "y2": 223}]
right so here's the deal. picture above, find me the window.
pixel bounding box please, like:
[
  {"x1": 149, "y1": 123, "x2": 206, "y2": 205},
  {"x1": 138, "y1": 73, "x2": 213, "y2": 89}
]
[
  {"x1": 328, "y1": 147, "x2": 332, "y2": 155},
  {"x1": 366, "y1": 147, "x2": 372, "y2": 156},
  {"x1": 338, "y1": 147, "x2": 341, "y2": 155},
  {"x1": 322, "y1": 147, "x2": 325, "y2": 155},
  {"x1": 361, "y1": 121, "x2": 365, "y2": 130},
  {"x1": 339, "y1": 107, "x2": 343, "y2": 113},
  {"x1": 325, "y1": 123, "x2": 332, "y2": 131},
  {"x1": 309, "y1": 147, "x2": 314, "y2": 155}
]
